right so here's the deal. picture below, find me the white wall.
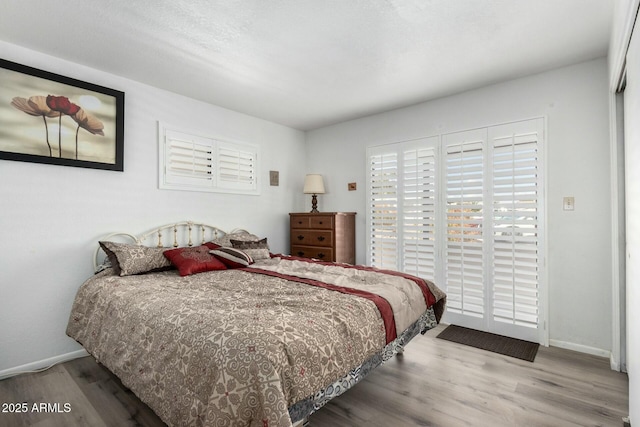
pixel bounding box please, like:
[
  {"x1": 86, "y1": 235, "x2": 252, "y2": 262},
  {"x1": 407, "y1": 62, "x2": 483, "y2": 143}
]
[
  {"x1": 0, "y1": 41, "x2": 306, "y2": 374},
  {"x1": 306, "y1": 58, "x2": 613, "y2": 355}
]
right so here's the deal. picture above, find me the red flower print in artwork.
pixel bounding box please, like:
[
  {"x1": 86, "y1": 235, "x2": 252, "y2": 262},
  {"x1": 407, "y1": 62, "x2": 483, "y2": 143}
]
[
  {"x1": 45, "y1": 95, "x2": 81, "y2": 158},
  {"x1": 46, "y1": 95, "x2": 80, "y2": 115}
]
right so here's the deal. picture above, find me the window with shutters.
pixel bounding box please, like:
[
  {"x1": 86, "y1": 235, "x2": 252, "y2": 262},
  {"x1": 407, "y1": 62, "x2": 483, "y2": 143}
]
[
  {"x1": 367, "y1": 118, "x2": 544, "y2": 342},
  {"x1": 367, "y1": 136, "x2": 439, "y2": 276},
  {"x1": 443, "y1": 131, "x2": 485, "y2": 319},
  {"x1": 488, "y1": 121, "x2": 543, "y2": 332},
  {"x1": 158, "y1": 123, "x2": 259, "y2": 195},
  {"x1": 217, "y1": 142, "x2": 257, "y2": 192},
  {"x1": 402, "y1": 140, "x2": 439, "y2": 279},
  {"x1": 368, "y1": 150, "x2": 398, "y2": 270}
]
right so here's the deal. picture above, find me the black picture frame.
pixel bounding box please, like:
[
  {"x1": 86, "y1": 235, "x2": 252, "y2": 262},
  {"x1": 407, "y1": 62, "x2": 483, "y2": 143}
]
[{"x1": 0, "y1": 58, "x2": 124, "y2": 171}]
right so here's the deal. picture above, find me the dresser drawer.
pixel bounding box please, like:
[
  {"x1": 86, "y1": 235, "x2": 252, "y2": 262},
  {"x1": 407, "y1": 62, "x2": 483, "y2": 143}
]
[
  {"x1": 309, "y1": 215, "x2": 333, "y2": 229},
  {"x1": 290, "y1": 215, "x2": 311, "y2": 229},
  {"x1": 291, "y1": 245, "x2": 334, "y2": 261},
  {"x1": 291, "y1": 230, "x2": 333, "y2": 247}
]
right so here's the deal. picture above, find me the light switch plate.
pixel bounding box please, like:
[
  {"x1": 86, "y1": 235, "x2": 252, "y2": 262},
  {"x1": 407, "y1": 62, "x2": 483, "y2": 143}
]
[
  {"x1": 563, "y1": 196, "x2": 575, "y2": 211},
  {"x1": 269, "y1": 171, "x2": 279, "y2": 186}
]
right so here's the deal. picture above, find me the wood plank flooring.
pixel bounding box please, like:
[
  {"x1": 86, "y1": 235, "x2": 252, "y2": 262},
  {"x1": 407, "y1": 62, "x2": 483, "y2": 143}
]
[{"x1": 0, "y1": 323, "x2": 628, "y2": 426}]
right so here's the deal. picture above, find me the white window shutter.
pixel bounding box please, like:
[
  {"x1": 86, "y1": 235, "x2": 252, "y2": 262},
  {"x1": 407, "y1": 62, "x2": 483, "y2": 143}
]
[
  {"x1": 402, "y1": 139, "x2": 439, "y2": 278},
  {"x1": 489, "y1": 120, "x2": 543, "y2": 330},
  {"x1": 158, "y1": 123, "x2": 259, "y2": 195},
  {"x1": 443, "y1": 130, "x2": 486, "y2": 318},
  {"x1": 161, "y1": 129, "x2": 214, "y2": 190},
  {"x1": 217, "y1": 142, "x2": 257, "y2": 192},
  {"x1": 368, "y1": 148, "x2": 399, "y2": 270},
  {"x1": 366, "y1": 118, "x2": 544, "y2": 342}
]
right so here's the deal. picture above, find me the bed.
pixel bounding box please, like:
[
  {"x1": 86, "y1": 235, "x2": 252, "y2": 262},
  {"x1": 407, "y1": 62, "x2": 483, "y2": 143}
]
[{"x1": 66, "y1": 221, "x2": 446, "y2": 427}]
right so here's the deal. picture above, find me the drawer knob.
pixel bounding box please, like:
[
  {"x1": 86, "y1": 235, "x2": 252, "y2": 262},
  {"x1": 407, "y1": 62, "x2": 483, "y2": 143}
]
[
  {"x1": 317, "y1": 236, "x2": 325, "y2": 242},
  {"x1": 317, "y1": 253, "x2": 325, "y2": 259},
  {"x1": 297, "y1": 235, "x2": 304, "y2": 240},
  {"x1": 297, "y1": 251, "x2": 305, "y2": 257}
]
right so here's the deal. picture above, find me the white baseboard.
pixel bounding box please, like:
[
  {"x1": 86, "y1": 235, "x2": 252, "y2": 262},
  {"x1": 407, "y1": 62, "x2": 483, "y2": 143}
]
[
  {"x1": 549, "y1": 339, "x2": 611, "y2": 359},
  {"x1": 0, "y1": 349, "x2": 89, "y2": 381},
  {"x1": 610, "y1": 353, "x2": 621, "y2": 372}
]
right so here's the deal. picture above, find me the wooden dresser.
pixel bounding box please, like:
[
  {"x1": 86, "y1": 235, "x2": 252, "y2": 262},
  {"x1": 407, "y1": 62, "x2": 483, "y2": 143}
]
[{"x1": 289, "y1": 212, "x2": 356, "y2": 264}]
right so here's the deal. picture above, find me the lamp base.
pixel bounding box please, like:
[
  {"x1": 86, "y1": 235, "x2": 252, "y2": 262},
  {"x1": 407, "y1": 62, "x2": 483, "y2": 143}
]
[{"x1": 310, "y1": 194, "x2": 319, "y2": 213}]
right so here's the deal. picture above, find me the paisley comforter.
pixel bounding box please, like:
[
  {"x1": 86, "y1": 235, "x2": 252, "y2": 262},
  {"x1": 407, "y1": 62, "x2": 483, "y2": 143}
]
[{"x1": 66, "y1": 256, "x2": 445, "y2": 427}]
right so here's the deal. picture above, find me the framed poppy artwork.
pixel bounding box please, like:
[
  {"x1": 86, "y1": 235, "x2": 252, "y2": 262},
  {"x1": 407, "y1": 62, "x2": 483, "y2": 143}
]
[{"x1": 0, "y1": 58, "x2": 124, "y2": 171}]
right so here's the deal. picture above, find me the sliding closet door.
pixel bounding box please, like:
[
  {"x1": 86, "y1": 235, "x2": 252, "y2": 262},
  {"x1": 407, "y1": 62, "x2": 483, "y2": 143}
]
[{"x1": 624, "y1": 23, "x2": 640, "y2": 424}]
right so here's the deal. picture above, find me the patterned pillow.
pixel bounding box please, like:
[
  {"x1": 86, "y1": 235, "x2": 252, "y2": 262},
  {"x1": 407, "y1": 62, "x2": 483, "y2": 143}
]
[
  {"x1": 208, "y1": 231, "x2": 260, "y2": 248},
  {"x1": 95, "y1": 254, "x2": 113, "y2": 274},
  {"x1": 210, "y1": 247, "x2": 254, "y2": 268},
  {"x1": 163, "y1": 245, "x2": 228, "y2": 276},
  {"x1": 99, "y1": 241, "x2": 173, "y2": 276},
  {"x1": 230, "y1": 238, "x2": 270, "y2": 260}
]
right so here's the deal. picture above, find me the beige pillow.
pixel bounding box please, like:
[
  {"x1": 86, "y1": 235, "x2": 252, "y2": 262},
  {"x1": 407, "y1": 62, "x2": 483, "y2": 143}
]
[{"x1": 99, "y1": 241, "x2": 173, "y2": 276}]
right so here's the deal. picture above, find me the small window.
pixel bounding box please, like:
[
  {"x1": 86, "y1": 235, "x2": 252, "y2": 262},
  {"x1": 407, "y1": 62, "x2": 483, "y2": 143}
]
[{"x1": 158, "y1": 123, "x2": 260, "y2": 195}]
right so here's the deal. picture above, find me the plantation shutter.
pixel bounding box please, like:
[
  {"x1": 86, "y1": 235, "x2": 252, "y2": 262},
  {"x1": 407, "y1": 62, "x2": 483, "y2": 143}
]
[
  {"x1": 489, "y1": 119, "x2": 543, "y2": 334},
  {"x1": 368, "y1": 148, "x2": 399, "y2": 270},
  {"x1": 443, "y1": 129, "x2": 486, "y2": 318},
  {"x1": 402, "y1": 138, "x2": 439, "y2": 278},
  {"x1": 366, "y1": 118, "x2": 544, "y2": 343},
  {"x1": 162, "y1": 129, "x2": 214, "y2": 189},
  {"x1": 217, "y1": 142, "x2": 257, "y2": 192},
  {"x1": 159, "y1": 123, "x2": 260, "y2": 195}
]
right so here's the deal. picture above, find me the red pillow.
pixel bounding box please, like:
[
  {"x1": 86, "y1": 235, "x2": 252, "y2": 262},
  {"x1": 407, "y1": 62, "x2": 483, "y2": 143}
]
[{"x1": 163, "y1": 245, "x2": 227, "y2": 276}]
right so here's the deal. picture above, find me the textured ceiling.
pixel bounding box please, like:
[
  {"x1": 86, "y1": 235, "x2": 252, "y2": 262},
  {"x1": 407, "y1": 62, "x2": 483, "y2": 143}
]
[{"x1": 0, "y1": 1, "x2": 613, "y2": 130}]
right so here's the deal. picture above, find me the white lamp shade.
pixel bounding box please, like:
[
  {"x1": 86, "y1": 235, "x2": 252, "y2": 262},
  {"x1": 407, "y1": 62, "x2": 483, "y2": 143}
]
[{"x1": 303, "y1": 174, "x2": 325, "y2": 194}]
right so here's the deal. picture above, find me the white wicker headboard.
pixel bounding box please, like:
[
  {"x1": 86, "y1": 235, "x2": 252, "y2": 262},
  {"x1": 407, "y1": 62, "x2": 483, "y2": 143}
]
[{"x1": 94, "y1": 221, "x2": 248, "y2": 271}]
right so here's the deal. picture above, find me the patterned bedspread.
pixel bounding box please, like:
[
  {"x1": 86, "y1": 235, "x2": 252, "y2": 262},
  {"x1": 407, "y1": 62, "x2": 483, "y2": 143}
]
[{"x1": 66, "y1": 257, "x2": 445, "y2": 427}]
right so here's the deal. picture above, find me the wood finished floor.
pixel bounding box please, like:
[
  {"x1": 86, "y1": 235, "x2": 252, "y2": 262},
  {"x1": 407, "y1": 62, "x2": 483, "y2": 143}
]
[{"x1": 0, "y1": 323, "x2": 628, "y2": 427}]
